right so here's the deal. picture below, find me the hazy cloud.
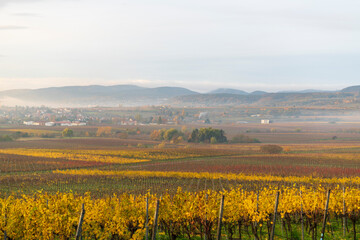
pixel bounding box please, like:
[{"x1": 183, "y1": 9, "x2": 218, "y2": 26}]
[
  {"x1": 0, "y1": 0, "x2": 359, "y2": 92},
  {"x1": 0, "y1": 0, "x2": 42, "y2": 8},
  {"x1": 12, "y1": 12, "x2": 40, "y2": 17},
  {"x1": 0, "y1": 25, "x2": 28, "y2": 30}
]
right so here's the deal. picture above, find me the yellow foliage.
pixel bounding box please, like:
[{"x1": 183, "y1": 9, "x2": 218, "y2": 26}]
[
  {"x1": 54, "y1": 169, "x2": 360, "y2": 185},
  {"x1": 96, "y1": 127, "x2": 112, "y2": 137},
  {"x1": 0, "y1": 149, "x2": 148, "y2": 164},
  {"x1": 1, "y1": 187, "x2": 360, "y2": 239},
  {"x1": 0, "y1": 148, "x2": 215, "y2": 163}
]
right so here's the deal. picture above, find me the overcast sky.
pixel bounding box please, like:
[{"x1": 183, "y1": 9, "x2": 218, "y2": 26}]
[{"x1": 0, "y1": 0, "x2": 359, "y2": 92}]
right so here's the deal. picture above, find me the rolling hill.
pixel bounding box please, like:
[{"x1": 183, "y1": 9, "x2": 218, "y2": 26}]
[
  {"x1": 170, "y1": 86, "x2": 360, "y2": 107},
  {"x1": 0, "y1": 85, "x2": 197, "y2": 107},
  {"x1": 341, "y1": 85, "x2": 360, "y2": 92},
  {"x1": 208, "y1": 88, "x2": 248, "y2": 95},
  {"x1": 0, "y1": 85, "x2": 359, "y2": 107}
]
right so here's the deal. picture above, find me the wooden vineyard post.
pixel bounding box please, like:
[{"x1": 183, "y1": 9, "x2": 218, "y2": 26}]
[
  {"x1": 151, "y1": 199, "x2": 160, "y2": 240},
  {"x1": 145, "y1": 196, "x2": 149, "y2": 240},
  {"x1": 343, "y1": 187, "x2": 347, "y2": 237},
  {"x1": 320, "y1": 189, "x2": 331, "y2": 240},
  {"x1": 75, "y1": 203, "x2": 85, "y2": 240},
  {"x1": 217, "y1": 195, "x2": 225, "y2": 240},
  {"x1": 299, "y1": 189, "x2": 304, "y2": 240},
  {"x1": 270, "y1": 191, "x2": 280, "y2": 240}
]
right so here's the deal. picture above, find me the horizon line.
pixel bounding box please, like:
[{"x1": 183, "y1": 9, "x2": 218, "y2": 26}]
[{"x1": 0, "y1": 82, "x2": 352, "y2": 94}]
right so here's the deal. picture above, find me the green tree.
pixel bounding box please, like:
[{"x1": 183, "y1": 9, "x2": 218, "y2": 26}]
[
  {"x1": 188, "y1": 128, "x2": 199, "y2": 143},
  {"x1": 210, "y1": 137, "x2": 217, "y2": 144},
  {"x1": 163, "y1": 128, "x2": 180, "y2": 141},
  {"x1": 62, "y1": 128, "x2": 74, "y2": 137},
  {"x1": 188, "y1": 128, "x2": 227, "y2": 143}
]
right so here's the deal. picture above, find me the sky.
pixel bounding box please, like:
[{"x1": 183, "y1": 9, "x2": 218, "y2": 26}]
[{"x1": 0, "y1": 0, "x2": 359, "y2": 92}]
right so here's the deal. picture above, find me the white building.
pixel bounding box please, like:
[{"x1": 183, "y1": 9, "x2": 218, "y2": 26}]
[
  {"x1": 23, "y1": 121, "x2": 40, "y2": 126},
  {"x1": 45, "y1": 122, "x2": 55, "y2": 127}
]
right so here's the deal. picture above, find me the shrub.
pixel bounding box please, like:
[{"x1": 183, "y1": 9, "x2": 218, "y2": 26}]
[
  {"x1": 260, "y1": 145, "x2": 283, "y2": 154},
  {"x1": 12, "y1": 131, "x2": 29, "y2": 139},
  {"x1": 116, "y1": 132, "x2": 128, "y2": 139},
  {"x1": 231, "y1": 134, "x2": 260, "y2": 143},
  {"x1": 0, "y1": 135, "x2": 13, "y2": 142},
  {"x1": 283, "y1": 146, "x2": 291, "y2": 152},
  {"x1": 40, "y1": 133, "x2": 56, "y2": 138},
  {"x1": 155, "y1": 142, "x2": 167, "y2": 149}
]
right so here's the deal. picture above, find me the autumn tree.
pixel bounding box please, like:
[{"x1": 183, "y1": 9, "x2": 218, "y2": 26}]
[
  {"x1": 62, "y1": 128, "x2": 74, "y2": 137},
  {"x1": 96, "y1": 126, "x2": 112, "y2": 137},
  {"x1": 150, "y1": 128, "x2": 183, "y2": 142}
]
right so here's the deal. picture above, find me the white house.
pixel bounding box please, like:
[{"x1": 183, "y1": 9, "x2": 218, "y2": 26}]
[
  {"x1": 261, "y1": 119, "x2": 271, "y2": 124},
  {"x1": 45, "y1": 122, "x2": 55, "y2": 127}
]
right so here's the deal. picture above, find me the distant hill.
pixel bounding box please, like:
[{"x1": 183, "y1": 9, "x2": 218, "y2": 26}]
[
  {"x1": 251, "y1": 91, "x2": 268, "y2": 95},
  {"x1": 277, "y1": 89, "x2": 327, "y2": 93},
  {"x1": 0, "y1": 85, "x2": 198, "y2": 107},
  {"x1": 1, "y1": 84, "x2": 359, "y2": 107},
  {"x1": 341, "y1": 85, "x2": 360, "y2": 92},
  {"x1": 209, "y1": 88, "x2": 248, "y2": 95},
  {"x1": 171, "y1": 91, "x2": 358, "y2": 107}
]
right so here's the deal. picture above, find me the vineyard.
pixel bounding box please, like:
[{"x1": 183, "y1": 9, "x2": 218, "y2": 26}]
[
  {"x1": 1, "y1": 137, "x2": 360, "y2": 239},
  {"x1": 1, "y1": 187, "x2": 360, "y2": 240}
]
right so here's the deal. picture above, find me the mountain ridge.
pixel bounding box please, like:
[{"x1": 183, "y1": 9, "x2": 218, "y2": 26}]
[
  {"x1": 0, "y1": 84, "x2": 359, "y2": 107},
  {"x1": 208, "y1": 88, "x2": 248, "y2": 95},
  {"x1": 0, "y1": 85, "x2": 197, "y2": 107}
]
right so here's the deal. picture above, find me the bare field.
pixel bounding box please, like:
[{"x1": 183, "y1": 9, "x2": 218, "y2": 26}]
[{"x1": 1, "y1": 125, "x2": 360, "y2": 196}]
